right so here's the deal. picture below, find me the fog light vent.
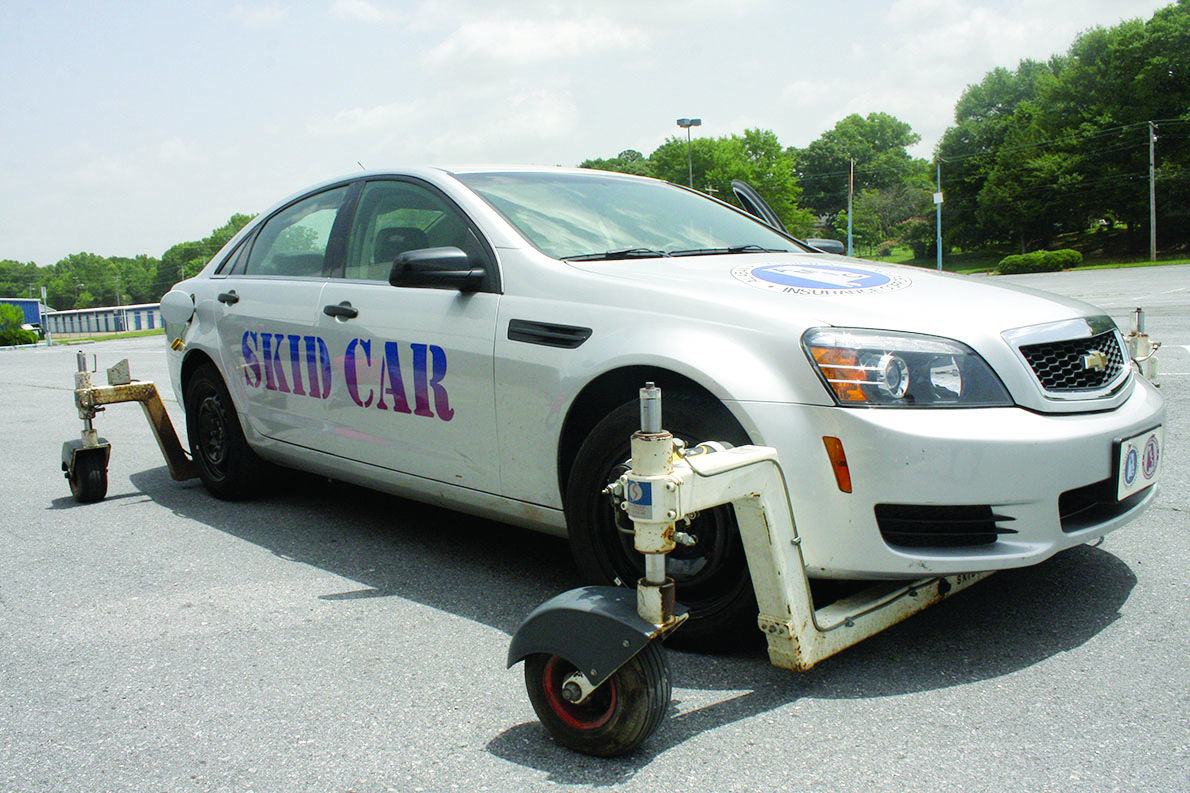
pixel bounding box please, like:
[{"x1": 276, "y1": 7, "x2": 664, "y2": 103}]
[{"x1": 875, "y1": 504, "x2": 1016, "y2": 548}]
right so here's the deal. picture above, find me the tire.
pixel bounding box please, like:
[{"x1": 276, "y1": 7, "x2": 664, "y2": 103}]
[
  {"x1": 565, "y1": 393, "x2": 758, "y2": 651},
  {"x1": 184, "y1": 363, "x2": 265, "y2": 500},
  {"x1": 524, "y1": 642, "x2": 670, "y2": 757},
  {"x1": 69, "y1": 454, "x2": 108, "y2": 503}
]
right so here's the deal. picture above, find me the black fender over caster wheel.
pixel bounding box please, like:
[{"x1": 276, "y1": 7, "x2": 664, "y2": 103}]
[
  {"x1": 184, "y1": 363, "x2": 267, "y2": 500},
  {"x1": 68, "y1": 454, "x2": 108, "y2": 503},
  {"x1": 524, "y1": 641, "x2": 671, "y2": 757},
  {"x1": 565, "y1": 392, "x2": 758, "y2": 651}
]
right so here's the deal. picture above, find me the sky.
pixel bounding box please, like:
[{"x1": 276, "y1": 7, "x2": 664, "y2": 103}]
[{"x1": 0, "y1": 0, "x2": 1174, "y2": 267}]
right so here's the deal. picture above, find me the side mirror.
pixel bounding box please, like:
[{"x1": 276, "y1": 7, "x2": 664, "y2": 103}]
[
  {"x1": 389, "y1": 247, "x2": 486, "y2": 292},
  {"x1": 805, "y1": 238, "x2": 846, "y2": 255}
]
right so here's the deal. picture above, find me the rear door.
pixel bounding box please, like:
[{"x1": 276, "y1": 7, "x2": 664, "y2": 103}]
[{"x1": 215, "y1": 183, "x2": 354, "y2": 447}]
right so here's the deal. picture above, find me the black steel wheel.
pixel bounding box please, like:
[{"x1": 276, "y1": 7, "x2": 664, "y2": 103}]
[
  {"x1": 68, "y1": 454, "x2": 107, "y2": 503},
  {"x1": 524, "y1": 641, "x2": 670, "y2": 757},
  {"x1": 184, "y1": 363, "x2": 265, "y2": 500},
  {"x1": 565, "y1": 393, "x2": 758, "y2": 651}
]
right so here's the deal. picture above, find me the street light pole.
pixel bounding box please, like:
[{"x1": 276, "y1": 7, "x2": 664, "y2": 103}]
[{"x1": 676, "y1": 118, "x2": 702, "y2": 188}]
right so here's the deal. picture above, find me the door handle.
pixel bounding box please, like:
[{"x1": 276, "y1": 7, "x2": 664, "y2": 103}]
[
  {"x1": 217, "y1": 290, "x2": 239, "y2": 305},
  {"x1": 323, "y1": 301, "x2": 359, "y2": 319}
]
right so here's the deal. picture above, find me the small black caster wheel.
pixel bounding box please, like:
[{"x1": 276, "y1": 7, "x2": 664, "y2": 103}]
[
  {"x1": 524, "y1": 641, "x2": 670, "y2": 756},
  {"x1": 68, "y1": 455, "x2": 108, "y2": 503}
]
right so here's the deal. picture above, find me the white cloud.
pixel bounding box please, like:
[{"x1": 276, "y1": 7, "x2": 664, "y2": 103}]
[
  {"x1": 303, "y1": 84, "x2": 579, "y2": 164},
  {"x1": 330, "y1": 0, "x2": 403, "y2": 23},
  {"x1": 230, "y1": 2, "x2": 288, "y2": 30},
  {"x1": 156, "y1": 138, "x2": 195, "y2": 164},
  {"x1": 426, "y1": 16, "x2": 649, "y2": 64},
  {"x1": 307, "y1": 100, "x2": 422, "y2": 137}
]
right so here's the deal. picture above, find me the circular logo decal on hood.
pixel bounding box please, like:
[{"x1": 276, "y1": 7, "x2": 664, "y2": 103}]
[{"x1": 732, "y1": 263, "x2": 911, "y2": 295}]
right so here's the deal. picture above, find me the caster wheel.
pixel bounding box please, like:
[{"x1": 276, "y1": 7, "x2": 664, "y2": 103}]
[
  {"x1": 524, "y1": 641, "x2": 670, "y2": 757},
  {"x1": 69, "y1": 455, "x2": 108, "y2": 503}
]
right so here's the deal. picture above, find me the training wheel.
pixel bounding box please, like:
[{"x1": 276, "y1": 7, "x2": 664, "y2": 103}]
[
  {"x1": 524, "y1": 641, "x2": 671, "y2": 756},
  {"x1": 68, "y1": 454, "x2": 108, "y2": 503}
]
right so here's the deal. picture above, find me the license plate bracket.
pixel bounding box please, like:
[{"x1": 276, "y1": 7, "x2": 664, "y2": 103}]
[{"x1": 1114, "y1": 426, "x2": 1163, "y2": 501}]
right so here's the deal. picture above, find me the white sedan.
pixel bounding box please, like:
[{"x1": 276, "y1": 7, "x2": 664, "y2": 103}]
[{"x1": 161, "y1": 166, "x2": 1164, "y2": 649}]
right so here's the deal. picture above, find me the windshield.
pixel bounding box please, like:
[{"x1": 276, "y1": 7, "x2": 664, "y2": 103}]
[{"x1": 454, "y1": 171, "x2": 807, "y2": 260}]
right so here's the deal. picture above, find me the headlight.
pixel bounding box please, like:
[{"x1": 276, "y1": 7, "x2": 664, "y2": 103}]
[{"x1": 802, "y1": 328, "x2": 1013, "y2": 407}]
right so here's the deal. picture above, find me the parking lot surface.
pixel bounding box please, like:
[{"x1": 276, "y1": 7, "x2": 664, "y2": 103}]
[{"x1": 2, "y1": 265, "x2": 1187, "y2": 792}]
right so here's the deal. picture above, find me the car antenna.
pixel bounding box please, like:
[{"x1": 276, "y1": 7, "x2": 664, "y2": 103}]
[{"x1": 357, "y1": 161, "x2": 366, "y2": 170}]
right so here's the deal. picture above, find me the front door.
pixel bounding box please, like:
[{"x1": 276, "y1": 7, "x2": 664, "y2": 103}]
[{"x1": 313, "y1": 178, "x2": 503, "y2": 494}]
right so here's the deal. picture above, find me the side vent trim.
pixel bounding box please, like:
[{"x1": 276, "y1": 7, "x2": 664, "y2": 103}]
[{"x1": 507, "y1": 319, "x2": 593, "y2": 349}]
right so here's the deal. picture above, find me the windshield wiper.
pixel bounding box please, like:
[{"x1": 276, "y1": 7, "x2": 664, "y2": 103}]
[
  {"x1": 562, "y1": 247, "x2": 670, "y2": 261},
  {"x1": 668, "y1": 244, "x2": 787, "y2": 257}
]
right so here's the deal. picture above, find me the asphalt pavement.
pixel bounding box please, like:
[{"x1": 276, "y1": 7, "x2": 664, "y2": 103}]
[{"x1": 1, "y1": 265, "x2": 1186, "y2": 792}]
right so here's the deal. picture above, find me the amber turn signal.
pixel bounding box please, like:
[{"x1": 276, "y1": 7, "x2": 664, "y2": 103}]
[{"x1": 822, "y1": 436, "x2": 852, "y2": 493}]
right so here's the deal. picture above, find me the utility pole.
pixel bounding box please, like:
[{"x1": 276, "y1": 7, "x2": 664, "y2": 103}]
[
  {"x1": 846, "y1": 158, "x2": 854, "y2": 257},
  {"x1": 115, "y1": 274, "x2": 124, "y2": 332},
  {"x1": 1149, "y1": 121, "x2": 1157, "y2": 263},
  {"x1": 935, "y1": 159, "x2": 944, "y2": 271}
]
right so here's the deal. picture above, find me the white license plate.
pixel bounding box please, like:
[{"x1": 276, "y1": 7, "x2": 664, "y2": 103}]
[{"x1": 1116, "y1": 426, "x2": 1163, "y2": 501}]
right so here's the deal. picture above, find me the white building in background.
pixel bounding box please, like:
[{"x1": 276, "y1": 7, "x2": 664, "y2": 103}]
[{"x1": 44, "y1": 302, "x2": 162, "y2": 336}]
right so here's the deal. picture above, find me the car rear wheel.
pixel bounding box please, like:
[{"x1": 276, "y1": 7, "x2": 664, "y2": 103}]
[
  {"x1": 564, "y1": 393, "x2": 758, "y2": 651},
  {"x1": 185, "y1": 363, "x2": 265, "y2": 500}
]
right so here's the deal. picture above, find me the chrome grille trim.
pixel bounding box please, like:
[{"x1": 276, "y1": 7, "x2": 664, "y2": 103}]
[{"x1": 1002, "y1": 316, "x2": 1131, "y2": 401}]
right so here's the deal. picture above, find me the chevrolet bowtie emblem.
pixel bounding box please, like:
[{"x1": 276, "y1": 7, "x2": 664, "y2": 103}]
[{"x1": 1082, "y1": 350, "x2": 1108, "y2": 372}]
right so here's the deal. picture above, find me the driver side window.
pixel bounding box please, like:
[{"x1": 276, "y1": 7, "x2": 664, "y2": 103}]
[{"x1": 342, "y1": 180, "x2": 488, "y2": 282}]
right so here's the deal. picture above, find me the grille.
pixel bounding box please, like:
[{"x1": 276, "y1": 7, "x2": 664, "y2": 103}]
[
  {"x1": 1018, "y1": 330, "x2": 1125, "y2": 392},
  {"x1": 875, "y1": 504, "x2": 1017, "y2": 548}
]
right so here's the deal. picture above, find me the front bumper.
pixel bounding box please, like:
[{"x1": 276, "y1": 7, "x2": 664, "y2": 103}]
[{"x1": 736, "y1": 375, "x2": 1165, "y2": 578}]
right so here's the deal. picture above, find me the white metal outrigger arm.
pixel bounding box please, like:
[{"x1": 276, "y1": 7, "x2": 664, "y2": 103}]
[
  {"x1": 1125, "y1": 307, "x2": 1160, "y2": 386},
  {"x1": 618, "y1": 384, "x2": 992, "y2": 672}
]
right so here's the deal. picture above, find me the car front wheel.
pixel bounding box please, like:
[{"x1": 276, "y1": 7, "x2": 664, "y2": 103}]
[{"x1": 564, "y1": 393, "x2": 758, "y2": 651}]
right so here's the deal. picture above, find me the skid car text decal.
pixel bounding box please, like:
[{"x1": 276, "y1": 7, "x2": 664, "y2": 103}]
[
  {"x1": 731, "y1": 263, "x2": 910, "y2": 295},
  {"x1": 240, "y1": 332, "x2": 453, "y2": 421}
]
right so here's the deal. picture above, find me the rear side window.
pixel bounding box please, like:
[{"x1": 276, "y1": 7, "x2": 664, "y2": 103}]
[{"x1": 244, "y1": 186, "x2": 348, "y2": 277}]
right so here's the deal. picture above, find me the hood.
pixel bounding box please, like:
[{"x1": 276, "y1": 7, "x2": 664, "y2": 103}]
[{"x1": 566, "y1": 252, "x2": 1107, "y2": 341}]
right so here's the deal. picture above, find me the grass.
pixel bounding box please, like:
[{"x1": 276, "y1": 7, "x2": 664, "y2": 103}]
[
  {"x1": 871, "y1": 244, "x2": 1190, "y2": 275},
  {"x1": 51, "y1": 328, "x2": 165, "y2": 344}
]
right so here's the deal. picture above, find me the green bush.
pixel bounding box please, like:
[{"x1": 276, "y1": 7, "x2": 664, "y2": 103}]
[
  {"x1": 996, "y1": 248, "x2": 1083, "y2": 274},
  {"x1": 0, "y1": 304, "x2": 34, "y2": 345}
]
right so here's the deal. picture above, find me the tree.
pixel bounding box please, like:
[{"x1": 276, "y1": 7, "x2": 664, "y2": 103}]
[
  {"x1": 584, "y1": 130, "x2": 815, "y2": 236},
  {"x1": 0, "y1": 260, "x2": 40, "y2": 300},
  {"x1": 936, "y1": 2, "x2": 1190, "y2": 253},
  {"x1": 936, "y1": 60, "x2": 1059, "y2": 249},
  {"x1": 849, "y1": 184, "x2": 933, "y2": 253},
  {"x1": 579, "y1": 149, "x2": 654, "y2": 177},
  {"x1": 796, "y1": 113, "x2": 931, "y2": 220},
  {"x1": 153, "y1": 213, "x2": 255, "y2": 298}
]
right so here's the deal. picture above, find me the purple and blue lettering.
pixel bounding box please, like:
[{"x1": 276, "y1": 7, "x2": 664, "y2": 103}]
[
  {"x1": 345, "y1": 337, "x2": 374, "y2": 408},
  {"x1": 241, "y1": 331, "x2": 262, "y2": 388},
  {"x1": 260, "y1": 333, "x2": 290, "y2": 393},
  {"x1": 411, "y1": 343, "x2": 453, "y2": 421},
  {"x1": 378, "y1": 341, "x2": 412, "y2": 414}
]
